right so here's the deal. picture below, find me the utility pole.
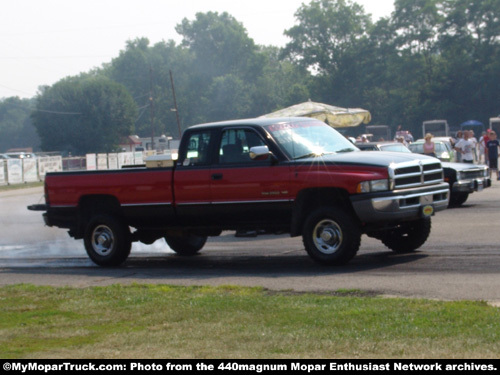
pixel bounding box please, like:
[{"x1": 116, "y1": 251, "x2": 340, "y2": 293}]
[
  {"x1": 170, "y1": 70, "x2": 182, "y2": 138},
  {"x1": 149, "y1": 66, "x2": 155, "y2": 150}
]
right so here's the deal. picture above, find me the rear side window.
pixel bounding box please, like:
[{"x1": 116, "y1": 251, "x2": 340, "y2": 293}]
[{"x1": 179, "y1": 131, "x2": 213, "y2": 167}]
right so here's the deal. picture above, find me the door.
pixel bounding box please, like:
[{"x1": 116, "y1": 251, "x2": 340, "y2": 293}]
[
  {"x1": 210, "y1": 128, "x2": 293, "y2": 226},
  {"x1": 174, "y1": 130, "x2": 214, "y2": 225}
]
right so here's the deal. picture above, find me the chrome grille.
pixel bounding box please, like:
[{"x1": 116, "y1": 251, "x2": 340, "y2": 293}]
[
  {"x1": 460, "y1": 168, "x2": 486, "y2": 180},
  {"x1": 391, "y1": 161, "x2": 443, "y2": 189}
]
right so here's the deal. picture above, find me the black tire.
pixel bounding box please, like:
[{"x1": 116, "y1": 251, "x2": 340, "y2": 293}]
[
  {"x1": 381, "y1": 218, "x2": 431, "y2": 253},
  {"x1": 165, "y1": 234, "x2": 207, "y2": 256},
  {"x1": 302, "y1": 207, "x2": 361, "y2": 265},
  {"x1": 83, "y1": 214, "x2": 131, "y2": 267},
  {"x1": 449, "y1": 192, "x2": 469, "y2": 207}
]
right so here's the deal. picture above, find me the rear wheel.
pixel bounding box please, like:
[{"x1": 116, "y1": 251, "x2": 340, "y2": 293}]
[
  {"x1": 165, "y1": 234, "x2": 207, "y2": 256},
  {"x1": 302, "y1": 207, "x2": 361, "y2": 265},
  {"x1": 381, "y1": 218, "x2": 431, "y2": 253},
  {"x1": 84, "y1": 214, "x2": 131, "y2": 266}
]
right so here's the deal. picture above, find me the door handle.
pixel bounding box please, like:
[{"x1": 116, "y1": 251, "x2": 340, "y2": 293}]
[{"x1": 211, "y1": 173, "x2": 223, "y2": 180}]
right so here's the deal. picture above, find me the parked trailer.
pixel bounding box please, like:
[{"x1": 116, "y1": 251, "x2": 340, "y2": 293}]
[
  {"x1": 365, "y1": 125, "x2": 392, "y2": 141},
  {"x1": 490, "y1": 117, "x2": 500, "y2": 134},
  {"x1": 422, "y1": 120, "x2": 449, "y2": 138}
]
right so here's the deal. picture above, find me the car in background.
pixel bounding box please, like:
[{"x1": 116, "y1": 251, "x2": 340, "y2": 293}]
[
  {"x1": 0, "y1": 154, "x2": 11, "y2": 160},
  {"x1": 408, "y1": 139, "x2": 455, "y2": 162},
  {"x1": 358, "y1": 142, "x2": 490, "y2": 207},
  {"x1": 443, "y1": 163, "x2": 490, "y2": 207},
  {"x1": 5, "y1": 152, "x2": 36, "y2": 159},
  {"x1": 356, "y1": 142, "x2": 411, "y2": 153}
]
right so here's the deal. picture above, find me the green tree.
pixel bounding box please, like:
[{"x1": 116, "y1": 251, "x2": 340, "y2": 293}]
[
  {"x1": 437, "y1": 0, "x2": 500, "y2": 124},
  {"x1": 103, "y1": 36, "x2": 207, "y2": 134},
  {"x1": 202, "y1": 74, "x2": 252, "y2": 121},
  {"x1": 176, "y1": 12, "x2": 263, "y2": 80},
  {"x1": 281, "y1": 0, "x2": 372, "y2": 107},
  {"x1": 252, "y1": 46, "x2": 311, "y2": 115},
  {"x1": 0, "y1": 97, "x2": 39, "y2": 152},
  {"x1": 32, "y1": 77, "x2": 137, "y2": 155},
  {"x1": 175, "y1": 12, "x2": 267, "y2": 124},
  {"x1": 107, "y1": 38, "x2": 160, "y2": 137},
  {"x1": 282, "y1": 0, "x2": 371, "y2": 74},
  {"x1": 103, "y1": 12, "x2": 314, "y2": 132}
]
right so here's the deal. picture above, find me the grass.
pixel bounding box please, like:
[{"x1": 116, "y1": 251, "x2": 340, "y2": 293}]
[{"x1": 1, "y1": 284, "x2": 499, "y2": 359}]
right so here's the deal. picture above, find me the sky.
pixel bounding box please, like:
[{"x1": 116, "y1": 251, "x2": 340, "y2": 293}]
[{"x1": 0, "y1": 0, "x2": 395, "y2": 99}]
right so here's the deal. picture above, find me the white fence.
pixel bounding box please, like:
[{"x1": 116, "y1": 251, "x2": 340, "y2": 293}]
[
  {"x1": 0, "y1": 156, "x2": 63, "y2": 185},
  {"x1": 84, "y1": 151, "x2": 150, "y2": 171},
  {"x1": 0, "y1": 151, "x2": 164, "y2": 186}
]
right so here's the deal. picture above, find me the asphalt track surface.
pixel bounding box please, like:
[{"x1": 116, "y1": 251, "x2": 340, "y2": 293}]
[{"x1": 1, "y1": 181, "x2": 499, "y2": 304}]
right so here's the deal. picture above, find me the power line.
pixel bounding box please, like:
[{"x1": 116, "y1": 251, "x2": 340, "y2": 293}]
[
  {"x1": 3, "y1": 92, "x2": 150, "y2": 116},
  {"x1": 32, "y1": 108, "x2": 82, "y2": 115},
  {"x1": 1, "y1": 100, "x2": 82, "y2": 115},
  {"x1": 0, "y1": 83, "x2": 34, "y2": 97},
  {"x1": 135, "y1": 103, "x2": 150, "y2": 124},
  {"x1": 0, "y1": 55, "x2": 113, "y2": 60}
]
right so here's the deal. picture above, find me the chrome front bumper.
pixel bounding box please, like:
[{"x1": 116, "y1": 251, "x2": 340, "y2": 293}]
[
  {"x1": 452, "y1": 177, "x2": 491, "y2": 193},
  {"x1": 351, "y1": 182, "x2": 450, "y2": 223}
]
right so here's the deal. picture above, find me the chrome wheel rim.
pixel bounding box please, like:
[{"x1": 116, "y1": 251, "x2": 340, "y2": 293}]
[
  {"x1": 313, "y1": 219, "x2": 342, "y2": 254},
  {"x1": 91, "y1": 225, "x2": 115, "y2": 256}
]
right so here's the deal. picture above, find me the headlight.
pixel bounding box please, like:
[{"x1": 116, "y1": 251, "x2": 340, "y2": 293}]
[
  {"x1": 357, "y1": 179, "x2": 389, "y2": 193},
  {"x1": 440, "y1": 152, "x2": 450, "y2": 160}
]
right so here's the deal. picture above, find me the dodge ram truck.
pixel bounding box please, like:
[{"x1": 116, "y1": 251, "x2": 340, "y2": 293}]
[{"x1": 28, "y1": 117, "x2": 450, "y2": 266}]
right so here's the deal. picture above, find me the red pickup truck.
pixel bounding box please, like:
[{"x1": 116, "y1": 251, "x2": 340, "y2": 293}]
[{"x1": 29, "y1": 117, "x2": 450, "y2": 267}]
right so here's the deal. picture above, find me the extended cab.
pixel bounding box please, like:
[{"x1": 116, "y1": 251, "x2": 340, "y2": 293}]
[{"x1": 29, "y1": 117, "x2": 450, "y2": 266}]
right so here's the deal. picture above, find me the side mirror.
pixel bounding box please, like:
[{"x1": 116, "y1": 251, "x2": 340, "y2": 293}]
[{"x1": 249, "y1": 146, "x2": 271, "y2": 160}]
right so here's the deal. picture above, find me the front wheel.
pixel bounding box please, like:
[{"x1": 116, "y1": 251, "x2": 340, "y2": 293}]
[
  {"x1": 449, "y1": 192, "x2": 469, "y2": 207},
  {"x1": 165, "y1": 234, "x2": 207, "y2": 256},
  {"x1": 381, "y1": 218, "x2": 431, "y2": 253},
  {"x1": 302, "y1": 207, "x2": 361, "y2": 265},
  {"x1": 84, "y1": 214, "x2": 131, "y2": 267}
]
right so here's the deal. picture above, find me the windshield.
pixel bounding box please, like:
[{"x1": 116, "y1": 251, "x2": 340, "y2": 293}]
[
  {"x1": 409, "y1": 142, "x2": 448, "y2": 154},
  {"x1": 264, "y1": 120, "x2": 358, "y2": 159},
  {"x1": 380, "y1": 144, "x2": 411, "y2": 153},
  {"x1": 435, "y1": 143, "x2": 448, "y2": 152}
]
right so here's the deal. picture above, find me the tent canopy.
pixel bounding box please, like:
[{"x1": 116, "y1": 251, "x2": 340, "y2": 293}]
[
  {"x1": 460, "y1": 120, "x2": 484, "y2": 127},
  {"x1": 260, "y1": 101, "x2": 371, "y2": 128}
]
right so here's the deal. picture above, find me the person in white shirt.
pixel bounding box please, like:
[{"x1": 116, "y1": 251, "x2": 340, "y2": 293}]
[
  {"x1": 454, "y1": 130, "x2": 475, "y2": 163},
  {"x1": 469, "y1": 130, "x2": 478, "y2": 162},
  {"x1": 478, "y1": 131, "x2": 488, "y2": 164}
]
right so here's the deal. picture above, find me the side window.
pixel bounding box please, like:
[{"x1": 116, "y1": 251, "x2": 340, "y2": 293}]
[
  {"x1": 219, "y1": 129, "x2": 266, "y2": 164},
  {"x1": 180, "y1": 131, "x2": 212, "y2": 167}
]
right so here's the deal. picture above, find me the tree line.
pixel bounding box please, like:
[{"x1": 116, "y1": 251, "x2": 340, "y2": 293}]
[{"x1": 1, "y1": 0, "x2": 499, "y2": 155}]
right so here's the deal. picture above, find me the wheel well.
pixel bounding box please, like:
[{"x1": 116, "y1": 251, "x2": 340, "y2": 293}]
[
  {"x1": 291, "y1": 188, "x2": 357, "y2": 237},
  {"x1": 74, "y1": 195, "x2": 123, "y2": 239}
]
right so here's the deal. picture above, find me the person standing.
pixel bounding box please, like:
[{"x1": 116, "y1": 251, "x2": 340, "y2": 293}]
[
  {"x1": 479, "y1": 131, "x2": 489, "y2": 164},
  {"x1": 469, "y1": 130, "x2": 478, "y2": 162},
  {"x1": 454, "y1": 130, "x2": 475, "y2": 163},
  {"x1": 454, "y1": 130, "x2": 463, "y2": 162},
  {"x1": 486, "y1": 131, "x2": 500, "y2": 180},
  {"x1": 423, "y1": 133, "x2": 436, "y2": 157}
]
